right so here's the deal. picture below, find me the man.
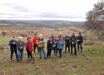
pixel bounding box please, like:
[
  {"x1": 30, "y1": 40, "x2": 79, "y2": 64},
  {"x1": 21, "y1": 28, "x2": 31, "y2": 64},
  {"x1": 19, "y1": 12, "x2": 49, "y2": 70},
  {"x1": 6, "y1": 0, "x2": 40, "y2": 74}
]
[
  {"x1": 70, "y1": 33, "x2": 77, "y2": 55},
  {"x1": 37, "y1": 34, "x2": 47, "y2": 59},
  {"x1": 50, "y1": 34, "x2": 57, "y2": 55},
  {"x1": 9, "y1": 37, "x2": 17, "y2": 62},
  {"x1": 77, "y1": 32, "x2": 83, "y2": 52},
  {"x1": 17, "y1": 36, "x2": 25, "y2": 62},
  {"x1": 47, "y1": 38, "x2": 53, "y2": 57},
  {"x1": 65, "y1": 35, "x2": 71, "y2": 53},
  {"x1": 33, "y1": 33, "x2": 38, "y2": 53}
]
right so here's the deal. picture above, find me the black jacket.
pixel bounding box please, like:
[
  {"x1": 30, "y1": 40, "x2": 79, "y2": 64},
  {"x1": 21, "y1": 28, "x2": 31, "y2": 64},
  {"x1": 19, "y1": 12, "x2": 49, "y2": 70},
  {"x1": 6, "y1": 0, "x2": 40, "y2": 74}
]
[
  {"x1": 47, "y1": 40, "x2": 53, "y2": 50},
  {"x1": 9, "y1": 39, "x2": 17, "y2": 50},
  {"x1": 77, "y1": 35, "x2": 83, "y2": 44},
  {"x1": 70, "y1": 35, "x2": 77, "y2": 44},
  {"x1": 65, "y1": 36, "x2": 71, "y2": 45}
]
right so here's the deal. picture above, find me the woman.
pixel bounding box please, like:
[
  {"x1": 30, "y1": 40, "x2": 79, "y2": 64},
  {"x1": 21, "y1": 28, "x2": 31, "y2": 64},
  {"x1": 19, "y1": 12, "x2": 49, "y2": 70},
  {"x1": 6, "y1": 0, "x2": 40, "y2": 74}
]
[
  {"x1": 56, "y1": 37, "x2": 64, "y2": 57},
  {"x1": 17, "y1": 36, "x2": 25, "y2": 62},
  {"x1": 37, "y1": 34, "x2": 47, "y2": 59},
  {"x1": 26, "y1": 37, "x2": 33, "y2": 62}
]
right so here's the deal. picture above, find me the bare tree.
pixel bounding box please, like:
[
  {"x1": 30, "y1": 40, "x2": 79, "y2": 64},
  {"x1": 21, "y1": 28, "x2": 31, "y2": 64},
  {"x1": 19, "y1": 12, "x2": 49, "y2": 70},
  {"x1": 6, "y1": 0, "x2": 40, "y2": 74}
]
[{"x1": 85, "y1": 0, "x2": 104, "y2": 40}]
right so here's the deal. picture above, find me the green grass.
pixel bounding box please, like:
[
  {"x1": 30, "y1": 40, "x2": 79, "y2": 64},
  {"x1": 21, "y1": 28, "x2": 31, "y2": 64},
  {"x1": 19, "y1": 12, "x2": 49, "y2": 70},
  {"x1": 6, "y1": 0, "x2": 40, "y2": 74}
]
[
  {"x1": 0, "y1": 45, "x2": 104, "y2": 75},
  {"x1": 0, "y1": 36, "x2": 104, "y2": 75},
  {"x1": 0, "y1": 36, "x2": 10, "y2": 45}
]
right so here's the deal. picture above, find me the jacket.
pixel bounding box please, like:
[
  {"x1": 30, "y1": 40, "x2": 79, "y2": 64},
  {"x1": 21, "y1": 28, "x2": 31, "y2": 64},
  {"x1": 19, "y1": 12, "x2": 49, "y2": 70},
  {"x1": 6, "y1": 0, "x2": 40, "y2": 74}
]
[
  {"x1": 65, "y1": 36, "x2": 71, "y2": 45},
  {"x1": 57, "y1": 40, "x2": 64, "y2": 49},
  {"x1": 33, "y1": 36, "x2": 38, "y2": 45},
  {"x1": 47, "y1": 40, "x2": 53, "y2": 50},
  {"x1": 77, "y1": 35, "x2": 83, "y2": 44},
  {"x1": 9, "y1": 39, "x2": 17, "y2": 49},
  {"x1": 26, "y1": 41, "x2": 33, "y2": 53},
  {"x1": 37, "y1": 38, "x2": 44, "y2": 48},
  {"x1": 17, "y1": 41, "x2": 25, "y2": 50},
  {"x1": 70, "y1": 35, "x2": 77, "y2": 44}
]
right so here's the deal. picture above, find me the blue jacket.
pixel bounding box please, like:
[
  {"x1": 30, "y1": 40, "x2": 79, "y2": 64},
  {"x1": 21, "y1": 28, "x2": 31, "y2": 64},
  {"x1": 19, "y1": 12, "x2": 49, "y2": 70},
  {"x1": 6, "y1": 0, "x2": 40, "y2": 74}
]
[{"x1": 57, "y1": 40, "x2": 64, "y2": 49}]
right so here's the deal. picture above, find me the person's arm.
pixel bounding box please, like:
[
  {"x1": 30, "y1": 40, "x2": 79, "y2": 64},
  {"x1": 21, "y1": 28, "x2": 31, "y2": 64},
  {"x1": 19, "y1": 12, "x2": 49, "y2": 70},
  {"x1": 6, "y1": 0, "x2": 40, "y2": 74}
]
[
  {"x1": 47, "y1": 41, "x2": 49, "y2": 50},
  {"x1": 9, "y1": 40, "x2": 12, "y2": 46},
  {"x1": 76, "y1": 36, "x2": 79, "y2": 42},
  {"x1": 81, "y1": 36, "x2": 83, "y2": 43},
  {"x1": 75, "y1": 37, "x2": 77, "y2": 43}
]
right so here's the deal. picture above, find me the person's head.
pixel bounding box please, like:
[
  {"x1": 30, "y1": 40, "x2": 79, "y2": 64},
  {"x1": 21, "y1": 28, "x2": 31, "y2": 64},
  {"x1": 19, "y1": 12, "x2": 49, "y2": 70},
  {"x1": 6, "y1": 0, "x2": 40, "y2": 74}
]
[
  {"x1": 27, "y1": 37, "x2": 31, "y2": 41},
  {"x1": 12, "y1": 36, "x2": 16, "y2": 40},
  {"x1": 72, "y1": 33, "x2": 75, "y2": 36},
  {"x1": 39, "y1": 34, "x2": 43, "y2": 39},
  {"x1": 18, "y1": 36, "x2": 23, "y2": 41},
  {"x1": 59, "y1": 32, "x2": 62, "y2": 36},
  {"x1": 78, "y1": 32, "x2": 82, "y2": 36},
  {"x1": 34, "y1": 32, "x2": 38, "y2": 36}
]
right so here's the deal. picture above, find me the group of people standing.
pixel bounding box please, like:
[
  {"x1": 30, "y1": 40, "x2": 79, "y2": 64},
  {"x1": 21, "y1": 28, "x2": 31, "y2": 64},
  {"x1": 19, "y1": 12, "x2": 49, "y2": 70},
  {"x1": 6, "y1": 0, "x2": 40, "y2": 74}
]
[{"x1": 9, "y1": 32, "x2": 83, "y2": 62}]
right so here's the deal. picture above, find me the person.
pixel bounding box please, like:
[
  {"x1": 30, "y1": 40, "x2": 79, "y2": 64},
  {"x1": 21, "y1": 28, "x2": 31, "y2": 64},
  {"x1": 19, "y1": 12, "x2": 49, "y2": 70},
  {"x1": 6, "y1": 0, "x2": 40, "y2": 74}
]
[
  {"x1": 58, "y1": 32, "x2": 64, "y2": 40},
  {"x1": 50, "y1": 34, "x2": 57, "y2": 55},
  {"x1": 53, "y1": 37, "x2": 58, "y2": 55},
  {"x1": 17, "y1": 36, "x2": 25, "y2": 62},
  {"x1": 77, "y1": 32, "x2": 83, "y2": 52},
  {"x1": 33, "y1": 33, "x2": 38, "y2": 53},
  {"x1": 9, "y1": 36, "x2": 17, "y2": 62},
  {"x1": 26, "y1": 37, "x2": 33, "y2": 62},
  {"x1": 70, "y1": 33, "x2": 77, "y2": 55},
  {"x1": 47, "y1": 38, "x2": 53, "y2": 57},
  {"x1": 37, "y1": 34, "x2": 47, "y2": 59},
  {"x1": 50, "y1": 34, "x2": 54, "y2": 42},
  {"x1": 56, "y1": 37, "x2": 64, "y2": 57},
  {"x1": 64, "y1": 35, "x2": 71, "y2": 53}
]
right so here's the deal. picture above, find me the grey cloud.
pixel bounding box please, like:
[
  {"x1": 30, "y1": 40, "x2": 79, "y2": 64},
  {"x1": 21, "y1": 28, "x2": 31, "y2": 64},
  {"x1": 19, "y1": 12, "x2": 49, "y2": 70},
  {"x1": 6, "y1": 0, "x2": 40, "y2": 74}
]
[
  {"x1": 38, "y1": 12, "x2": 84, "y2": 19},
  {"x1": 2, "y1": 3, "x2": 29, "y2": 12}
]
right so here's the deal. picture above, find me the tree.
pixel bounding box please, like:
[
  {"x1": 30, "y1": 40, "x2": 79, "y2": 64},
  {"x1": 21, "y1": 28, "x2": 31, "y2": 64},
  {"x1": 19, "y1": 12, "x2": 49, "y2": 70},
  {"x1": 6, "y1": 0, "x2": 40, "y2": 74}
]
[{"x1": 85, "y1": 0, "x2": 104, "y2": 40}]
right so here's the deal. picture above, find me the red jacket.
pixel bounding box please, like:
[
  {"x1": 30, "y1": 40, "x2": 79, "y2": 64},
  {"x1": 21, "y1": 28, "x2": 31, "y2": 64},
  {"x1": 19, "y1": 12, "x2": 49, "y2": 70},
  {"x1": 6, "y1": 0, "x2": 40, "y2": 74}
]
[
  {"x1": 33, "y1": 36, "x2": 38, "y2": 45},
  {"x1": 26, "y1": 41, "x2": 33, "y2": 53}
]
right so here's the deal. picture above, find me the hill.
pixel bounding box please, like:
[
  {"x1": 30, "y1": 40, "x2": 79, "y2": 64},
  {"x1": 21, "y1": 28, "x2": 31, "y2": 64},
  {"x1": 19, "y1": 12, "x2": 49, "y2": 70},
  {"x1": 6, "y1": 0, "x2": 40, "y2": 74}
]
[{"x1": 0, "y1": 20, "x2": 84, "y2": 28}]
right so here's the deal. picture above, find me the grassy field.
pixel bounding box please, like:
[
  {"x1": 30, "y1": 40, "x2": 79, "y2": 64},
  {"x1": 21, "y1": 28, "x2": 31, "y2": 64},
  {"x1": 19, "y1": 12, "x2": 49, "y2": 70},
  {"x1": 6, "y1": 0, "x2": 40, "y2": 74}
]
[{"x1": 0, "y1": 36, "x2": 104, "y2": 75}]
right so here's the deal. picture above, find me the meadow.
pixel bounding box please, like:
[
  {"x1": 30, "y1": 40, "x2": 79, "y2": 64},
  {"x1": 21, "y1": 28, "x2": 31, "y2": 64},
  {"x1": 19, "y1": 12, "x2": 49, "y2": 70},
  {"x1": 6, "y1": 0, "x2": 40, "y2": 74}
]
[{"x1": 0, "y1": 35, "x2": 104, "y2": 75}]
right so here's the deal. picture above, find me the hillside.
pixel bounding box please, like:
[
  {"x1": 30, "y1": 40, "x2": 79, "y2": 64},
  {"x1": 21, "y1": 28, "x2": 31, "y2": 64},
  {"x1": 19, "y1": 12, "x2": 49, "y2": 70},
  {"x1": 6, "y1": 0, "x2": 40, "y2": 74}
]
[{"x1": 0, "y1": 20, "x2": 84, "y2": 27}]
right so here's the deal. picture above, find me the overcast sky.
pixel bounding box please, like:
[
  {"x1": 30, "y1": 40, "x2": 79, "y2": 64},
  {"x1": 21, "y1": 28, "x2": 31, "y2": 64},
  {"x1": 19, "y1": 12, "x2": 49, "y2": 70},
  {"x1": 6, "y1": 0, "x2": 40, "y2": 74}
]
[{"x1": 0, "y1": 0, "x2": 99, "y2": 21}]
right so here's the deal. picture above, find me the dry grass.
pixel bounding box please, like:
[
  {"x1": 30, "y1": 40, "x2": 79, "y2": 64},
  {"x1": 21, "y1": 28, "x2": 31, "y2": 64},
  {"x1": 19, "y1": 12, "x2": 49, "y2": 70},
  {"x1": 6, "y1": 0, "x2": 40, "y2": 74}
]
[
  {"x1": 0, "y1": 45, "x2": 104, "y2": 75},
  {"x1": 0, "y1": 26, "x2": 104, "y2": 75}
]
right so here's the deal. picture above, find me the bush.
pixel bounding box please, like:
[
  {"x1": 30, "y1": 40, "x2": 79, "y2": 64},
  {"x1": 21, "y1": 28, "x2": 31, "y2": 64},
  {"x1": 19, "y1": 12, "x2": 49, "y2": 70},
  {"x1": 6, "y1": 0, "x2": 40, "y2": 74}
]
[{"x1": 1, "y1": 32, "x2": 7, "y2": 36}]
